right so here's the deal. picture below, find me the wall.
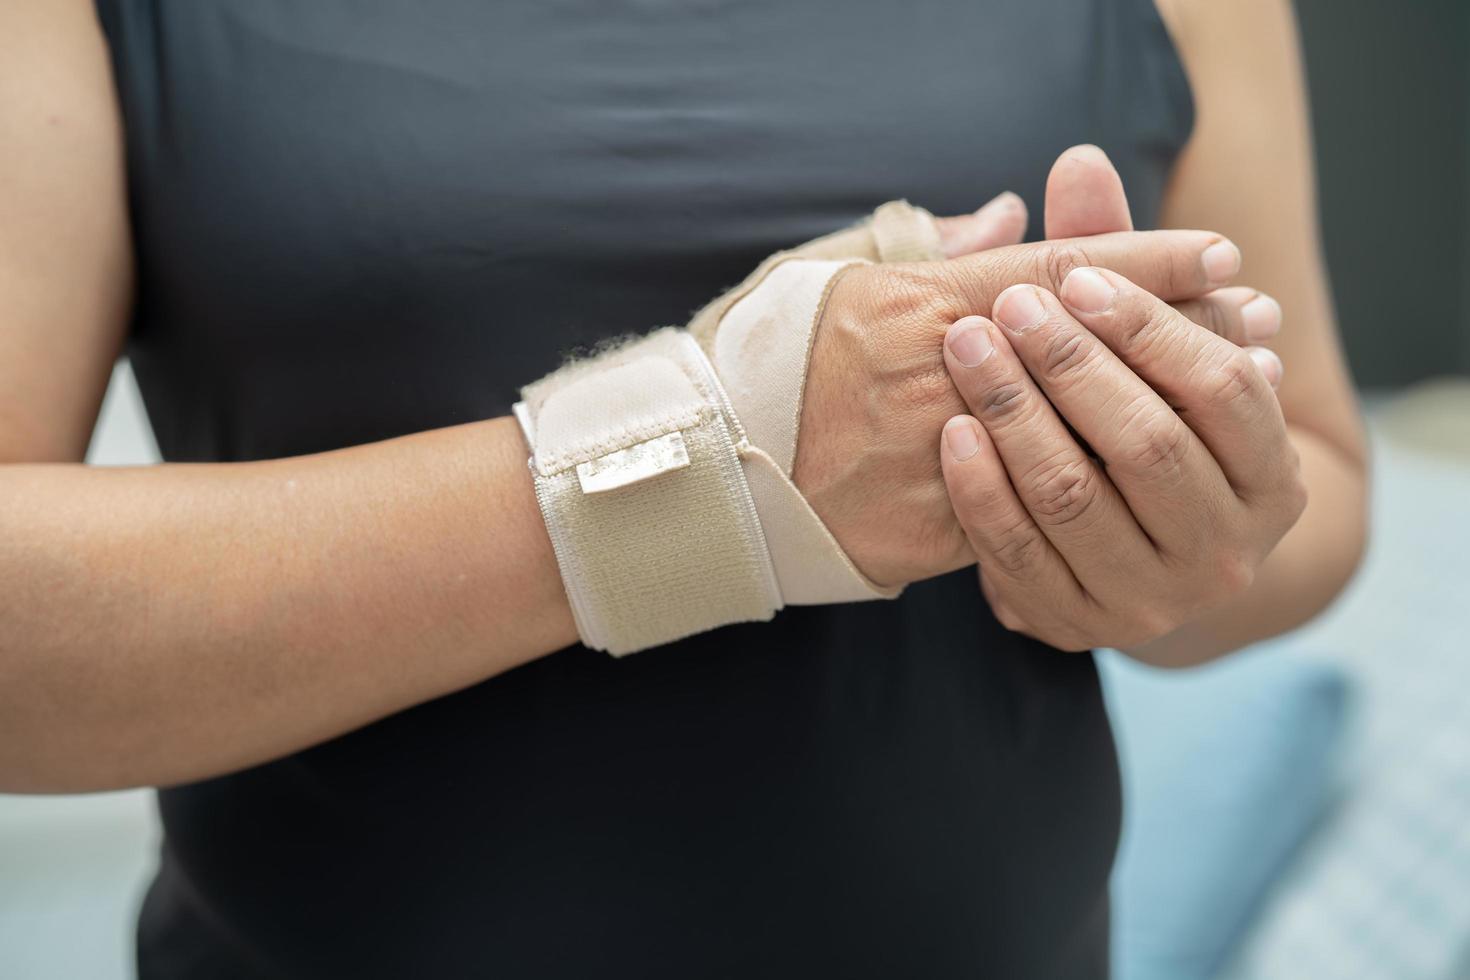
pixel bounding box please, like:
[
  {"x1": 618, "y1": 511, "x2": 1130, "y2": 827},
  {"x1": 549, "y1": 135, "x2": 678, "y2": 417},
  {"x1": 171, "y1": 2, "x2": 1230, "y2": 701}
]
[{"x1": 1295, "y1": 0, "x2": 1470, "y2": 385}]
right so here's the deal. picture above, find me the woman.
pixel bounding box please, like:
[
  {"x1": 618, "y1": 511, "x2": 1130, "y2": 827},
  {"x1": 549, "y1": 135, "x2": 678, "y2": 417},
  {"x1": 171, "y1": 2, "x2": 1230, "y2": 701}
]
[{"x1": 0, "y1": 0, "x2": 1364, "y2": 976}]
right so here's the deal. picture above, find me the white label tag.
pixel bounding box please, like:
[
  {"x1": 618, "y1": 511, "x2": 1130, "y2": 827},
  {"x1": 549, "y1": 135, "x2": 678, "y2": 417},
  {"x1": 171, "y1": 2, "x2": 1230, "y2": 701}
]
[{"x1": 576, "y1": 430, "x2": 691, "y2": 494}]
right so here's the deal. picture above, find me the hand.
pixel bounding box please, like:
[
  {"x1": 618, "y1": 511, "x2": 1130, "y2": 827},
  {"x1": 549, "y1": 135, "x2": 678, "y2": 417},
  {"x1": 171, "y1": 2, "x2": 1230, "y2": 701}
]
[
  {"x1": 794, "y1": 227, "x2": 1256, "y2": 588},
  {"x1": 791, "y1": 144, "x2": 1283, "y2": 589},
  {"x1": 941, "y1": 146, "x2": 1283, "y2": 351},
  {"x1": 936, "y1": 270, "x2": 1308, "y2": 652}
]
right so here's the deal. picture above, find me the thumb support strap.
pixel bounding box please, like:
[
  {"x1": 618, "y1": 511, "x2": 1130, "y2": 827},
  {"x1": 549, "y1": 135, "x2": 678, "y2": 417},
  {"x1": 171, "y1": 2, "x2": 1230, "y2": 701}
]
[{"x1": 514, "y1": 202, "x2": 941, "y2": 655}]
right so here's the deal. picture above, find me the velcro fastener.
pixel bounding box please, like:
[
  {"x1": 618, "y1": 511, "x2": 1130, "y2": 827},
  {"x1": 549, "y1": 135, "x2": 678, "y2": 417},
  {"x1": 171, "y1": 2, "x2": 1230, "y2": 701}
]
[
  {"x1": 871, "y1": 200, "x2": 944, "y2": 263},
  {"x1": 516, "y1": 331, "x2": 781, "y2": 656},
  {"x1": 532, "y1": 354, "x2": 706, "y2": 478}
]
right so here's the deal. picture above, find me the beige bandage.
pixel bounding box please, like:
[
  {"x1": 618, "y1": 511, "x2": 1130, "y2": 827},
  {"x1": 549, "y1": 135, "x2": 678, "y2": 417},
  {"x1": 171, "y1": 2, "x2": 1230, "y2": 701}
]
[
  {"x1": 686, "y1": 199, "x2": 943, "y2": 345},
  {"x1": 515, "y1": 201, "x2": 943, "y2": 656}
]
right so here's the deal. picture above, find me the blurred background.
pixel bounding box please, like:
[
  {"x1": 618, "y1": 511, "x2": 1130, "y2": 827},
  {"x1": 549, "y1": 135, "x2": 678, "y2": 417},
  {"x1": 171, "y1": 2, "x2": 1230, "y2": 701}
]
[{"x1": 3, "y1": 1, "x2": 1468, "y2": 977}]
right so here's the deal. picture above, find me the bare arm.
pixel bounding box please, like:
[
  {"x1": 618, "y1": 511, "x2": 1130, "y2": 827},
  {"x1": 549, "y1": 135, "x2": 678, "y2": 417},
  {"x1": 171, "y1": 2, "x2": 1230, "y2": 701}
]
[
  {"x1": 0, "y1": 0, "x2": 574, "y2": 793},
  {"x1": 1132, "y1": 0, "x2": 1369, "y2": 664}
]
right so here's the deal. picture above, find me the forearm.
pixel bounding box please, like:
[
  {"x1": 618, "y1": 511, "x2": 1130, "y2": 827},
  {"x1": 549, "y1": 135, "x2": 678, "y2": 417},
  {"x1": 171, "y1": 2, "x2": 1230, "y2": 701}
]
[
  {"x1": 1124, "y1": 425, "x2": 1367, "y2": 668},
  {"x1": 0, "y1": 415, "x2": 575, "y2": 792}
]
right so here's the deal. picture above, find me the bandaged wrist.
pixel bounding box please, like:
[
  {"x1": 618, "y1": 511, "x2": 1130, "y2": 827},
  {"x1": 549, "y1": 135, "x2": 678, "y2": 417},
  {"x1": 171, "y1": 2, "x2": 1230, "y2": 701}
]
[{"x1": 514, "y1": 202, "x2": 942, "y2": 656}]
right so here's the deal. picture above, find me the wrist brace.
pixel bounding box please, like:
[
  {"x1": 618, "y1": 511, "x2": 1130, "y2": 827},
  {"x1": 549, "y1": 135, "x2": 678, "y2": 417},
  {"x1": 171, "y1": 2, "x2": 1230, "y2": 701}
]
[{"x1": 514, "y1": 201, "x2": 943, "y2": 656}]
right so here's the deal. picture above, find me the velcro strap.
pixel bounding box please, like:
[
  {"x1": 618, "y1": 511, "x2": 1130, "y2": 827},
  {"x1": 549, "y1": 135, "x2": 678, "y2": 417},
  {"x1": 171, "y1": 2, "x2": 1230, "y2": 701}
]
[
  {"x1": 871, "y1": 200, "x2": 944, "y2": 263},
  {"x1": 686, "y1": 200, "x2": 942, "y2": 351},
  {"x1": 516, "y1": 330, "x2": 781, "y2": 656},
  {"x1": 711, "y1": 259, "x2": 902, "y2": 605}
]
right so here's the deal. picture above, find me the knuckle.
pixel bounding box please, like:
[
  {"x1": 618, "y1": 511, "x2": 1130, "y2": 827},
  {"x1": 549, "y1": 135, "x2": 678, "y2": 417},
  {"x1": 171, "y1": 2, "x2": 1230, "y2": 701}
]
[
  {"x1": 1039, "y1": 614, "x2": 1097, "y2": 652},
  {"x1": 1160, "y1": 237, "x2": 1207, "y2": 297},
  {"x1": 1286, "y1": 471, "x2": 1310, "y2": 520},
  {"x1": 975, "y1": 249, "x2": 1032, "y2": 294},
  {"x1": 1037, "y1": 330, "x2": 1102, "y2": 388},
  {"x1": 1023, "y1": 453, "x2": 1103, "y2": 526},
  {"x1": 992, "y1": 602, "x2": 1029, "y2": 633},
  {"x1": 1215, "y1": 551, "x2": 1258, "y2": 596},
  {"x1": 973, "y1": 379, "x2": 1031, "y2": 424},
  {"x1": 1114, "y1": 305, "x2": 1179, "y2": 361},
  {"x1": 989, "y1": 518, "x2": 1048, "y2": 576},
  {"x1": 1056, "y1": 630, "x2": 1099, "y2": 653},
  {"x1": 1200, "y1": 350, "x2": 1266, "y2": 411},
  {"x1": 1193, "y1": 299, "x2": 1231, "y2": 340},
  {"x1": 1121, "y1": 411, "x2": 1193, "y2": 484},
  {"x1": 1212, "y1": 296, "x2": 1253, "y2": 345},
  {"x1": 1033, "y1": 626, "x2": 1077, "y2": 650},
  {"x1": 1285, "y1": 439, "x2": 1303, "y2": 474},
  {"x1": 1128, "y1": 605, "x2": 1179, "y2": 645},
  {"x1": 1258, "y1": 468, "x2": 1310, "y2": 537},
  {"x1": 1276, "y1": 446, "x2": 1310, "y2": 519},
  {"x1": 1035, "y1": 243, "x2": 1093, "y2": 291}
]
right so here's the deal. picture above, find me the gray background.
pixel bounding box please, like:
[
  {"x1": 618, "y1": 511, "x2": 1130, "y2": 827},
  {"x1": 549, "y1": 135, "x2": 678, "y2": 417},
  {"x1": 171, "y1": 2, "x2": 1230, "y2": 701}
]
[{"x1": 1298, "y1": 0, "x2": 1470, "y2": 384}]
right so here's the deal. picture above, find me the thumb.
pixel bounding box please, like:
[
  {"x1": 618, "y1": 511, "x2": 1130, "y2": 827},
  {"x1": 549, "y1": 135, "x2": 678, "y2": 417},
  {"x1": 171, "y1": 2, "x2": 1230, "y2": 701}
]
[
  {"x1": 1044, "y1": 144, "x2": 1134, "y2": 240},
  {"x1": 936, "y1": 192, "x2": 1029, "y2": 258}
]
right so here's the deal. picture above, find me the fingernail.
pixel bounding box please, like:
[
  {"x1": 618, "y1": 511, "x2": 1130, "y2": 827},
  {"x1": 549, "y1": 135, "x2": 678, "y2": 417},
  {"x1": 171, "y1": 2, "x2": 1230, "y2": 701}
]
[
  {"x1": 1248, "y1": 346, "x2": 1284, "y2": 388},
  {"x1": 1240, "y1": 294, "x2": 1282, "y2": 343},
  {"x1": 1061, "y1": 268, "x2": 1115, "y2": 313},
  {"x1": 945, "y1": 418, "x2": 981, "y2": 461},
  {"x1": 995, "y1": 286, "x2": 1046, "y2": 333},
  {"x1": 1202, "y1": 240, "x2": 1242, "y2": 285},
  {"x1": 947, "y1": 316, "x2": 995, "y2": 367}
]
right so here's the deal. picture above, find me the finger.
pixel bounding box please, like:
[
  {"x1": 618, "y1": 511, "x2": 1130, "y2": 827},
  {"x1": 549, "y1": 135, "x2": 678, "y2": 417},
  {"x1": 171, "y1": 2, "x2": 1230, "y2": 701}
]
[
  {"x1": 947, "y1": 228, "x2": 1242, "y2": 315},
  {"x1": 1173, "y1": 288, "x2": 1283, "y2": 347},
  {"x1": 1058, "y1": 267, "x2": 1296, "y2": 498},
  {"x1": 989, "y1": 283, "x2": 1230, "y2": 550},
  {"x1": 937, "y1": 192, "x2": 1029, "y2": 258},
  {"x1": 942, "y1": 316, "x2": 1155, "y2": 591},
  {"x1": 939, "y1": 414, "x2": 1092, "y2": 646},
  {"x1": 1044, "y1": 144, "x2": 1133, "y2": 239}
]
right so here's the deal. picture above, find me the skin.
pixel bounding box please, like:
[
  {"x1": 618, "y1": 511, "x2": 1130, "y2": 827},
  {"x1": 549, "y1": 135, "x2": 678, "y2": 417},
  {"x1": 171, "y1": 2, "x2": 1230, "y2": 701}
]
[
  {"x1": 0, "y1": 0, "x2": 1351, "y2": 792},
  {"x1": 793, "y1": 225, "x2": 1254, "y2": 587},
  {"x1": 937, "y1": 0, "x2": 1368, "y2": 665},
  {"x1": 1, "y1": 0, "x2": 582, "y2": 792},
  {"x1": 939, "y1": 274, "x2": 1304, "y2": 653}
]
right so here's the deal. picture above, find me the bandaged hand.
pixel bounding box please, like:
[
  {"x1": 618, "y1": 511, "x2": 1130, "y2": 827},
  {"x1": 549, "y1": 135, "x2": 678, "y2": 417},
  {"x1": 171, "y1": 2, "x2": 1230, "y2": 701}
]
[
  {"x1": 513, "y1": 198, "x2": 970, "y2": 655},
  {"x1": 514, "y1": 149, "x2": 1269, "y2": 655}
]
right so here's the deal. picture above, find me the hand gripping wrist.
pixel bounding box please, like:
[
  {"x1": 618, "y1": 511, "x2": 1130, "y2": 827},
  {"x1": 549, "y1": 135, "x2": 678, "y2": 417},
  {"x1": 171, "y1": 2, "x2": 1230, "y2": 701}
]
[{"x1": 514, "y1": 201, "x2": 941, "y2": 656}]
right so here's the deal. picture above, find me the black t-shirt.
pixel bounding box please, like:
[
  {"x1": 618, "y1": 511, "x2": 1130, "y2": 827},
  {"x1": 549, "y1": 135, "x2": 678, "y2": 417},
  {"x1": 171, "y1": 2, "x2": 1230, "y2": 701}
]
[{"x1": 94, "y1": 1, "x2": 1193, "y2": 976}]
